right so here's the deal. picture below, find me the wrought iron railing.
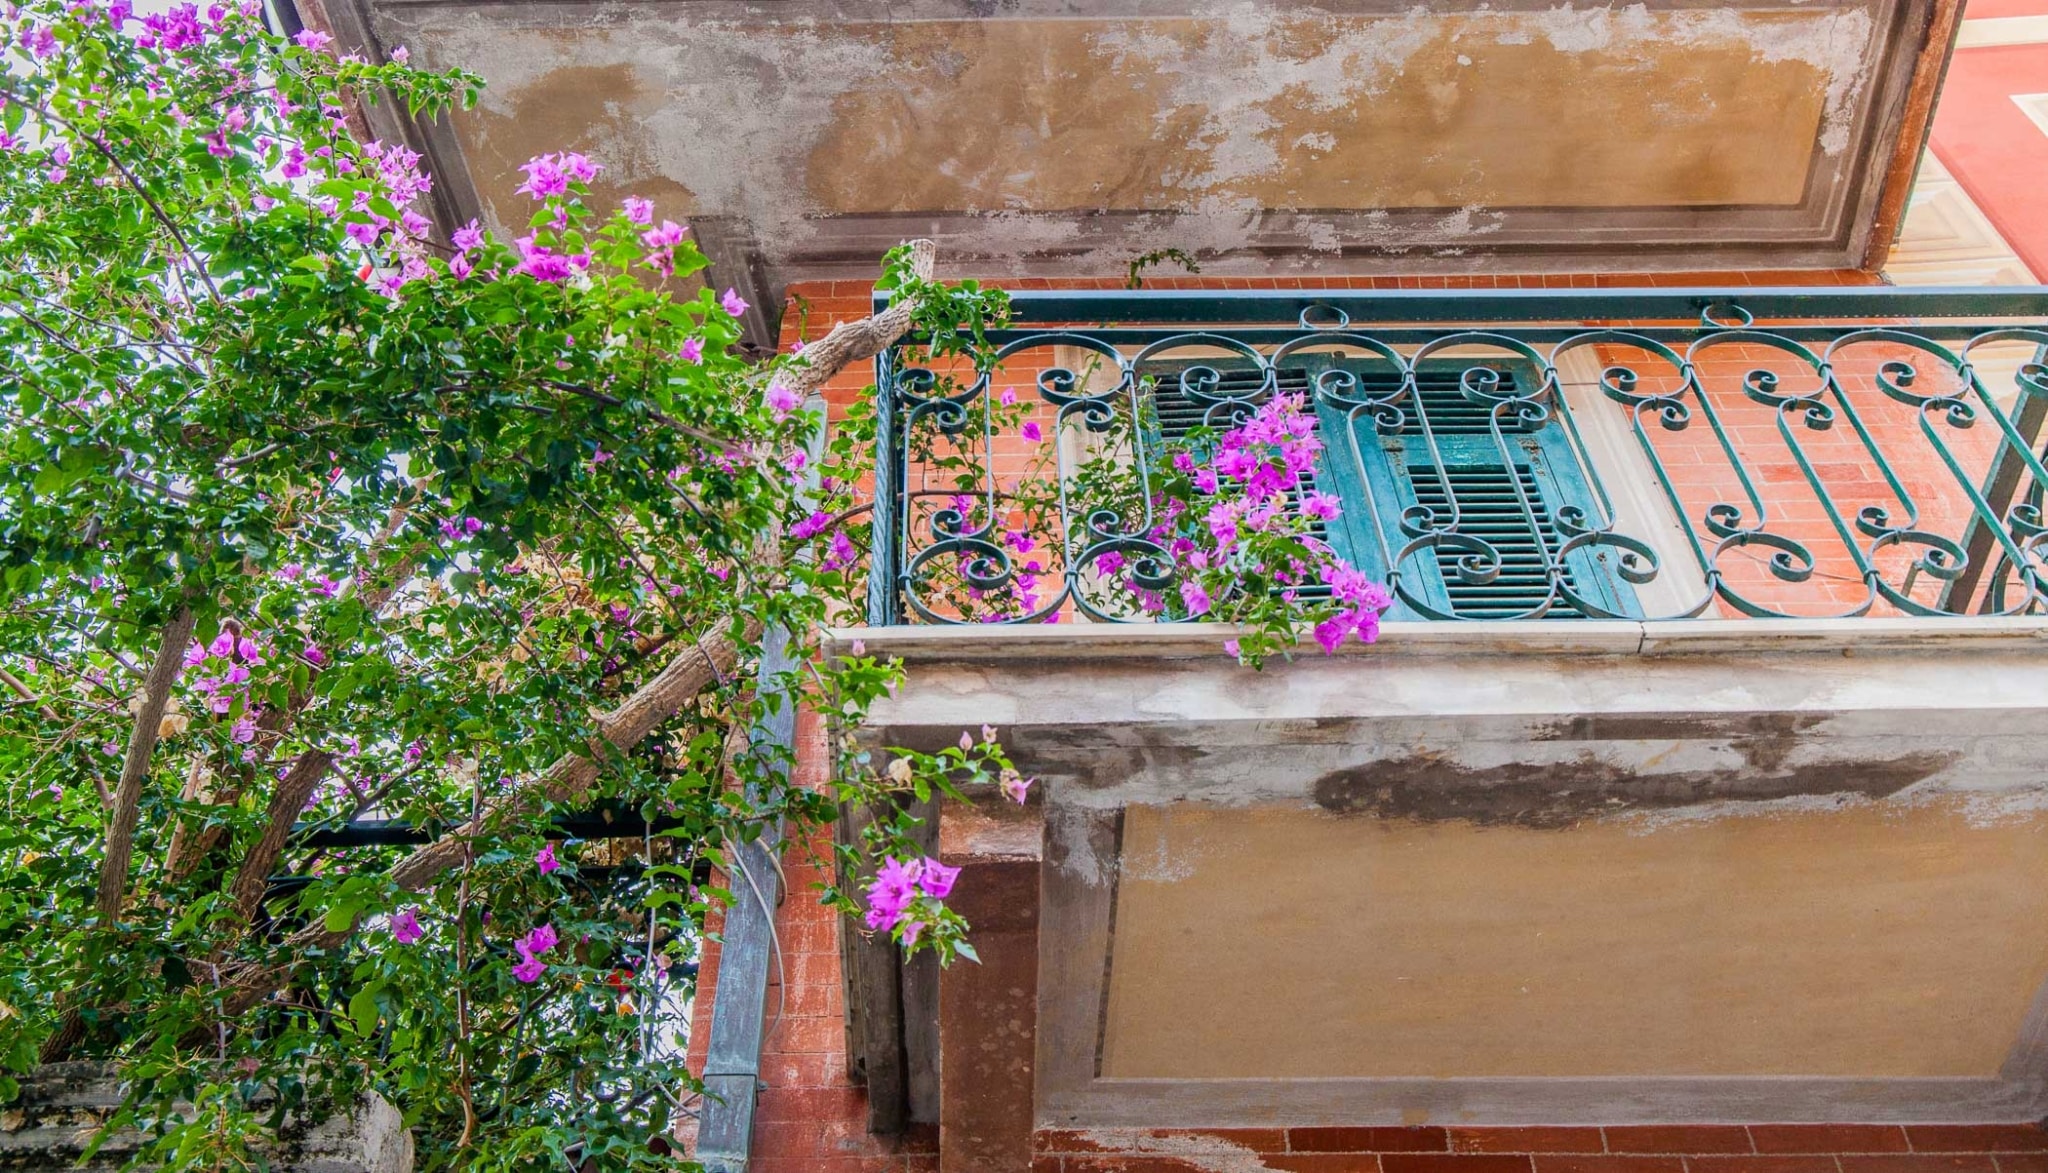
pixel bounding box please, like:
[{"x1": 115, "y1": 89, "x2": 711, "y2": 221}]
[{"x1": 865, "y1": 288, "x2": 2048, "y2": 626}]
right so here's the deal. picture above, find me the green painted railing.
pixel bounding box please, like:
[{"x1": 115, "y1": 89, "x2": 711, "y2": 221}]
[{"x1": 868, "y1": 288, "x2": 2048, "y2": 625}]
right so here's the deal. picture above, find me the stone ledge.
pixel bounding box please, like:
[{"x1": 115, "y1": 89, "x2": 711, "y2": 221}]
[
  {"x1": 0, "y1": 1065, "x2": 411, "y2": 1173},
  {"x1": 828, "y1": 616, "x2": 2048, "y2": 664}
]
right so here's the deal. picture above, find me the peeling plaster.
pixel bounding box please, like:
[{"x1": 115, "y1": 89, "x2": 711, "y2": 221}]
[
  {"x1": 1067, "y1": 1130, "x2": 1278, "y2": 1173},
  {"x1": 389, "y1": 0, "x2": 1880, "y2": 275}
]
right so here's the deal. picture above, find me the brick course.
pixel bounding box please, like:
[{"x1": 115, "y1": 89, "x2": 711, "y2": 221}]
[{"x1": 1029, "y1": 1126, "x2": 2048, "y2": 1173}]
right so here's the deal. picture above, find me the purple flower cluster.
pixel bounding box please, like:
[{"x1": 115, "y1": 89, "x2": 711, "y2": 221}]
[
  {"x1": 514, "y1": 151, "x2": 600, "y2": 201},
  {"x1": 512, "y1": 922, "x2": 558, "y2": 983},
  {"x1": 1090, "y1": 394, "x2": 1391, "y2": 648},
  {"x1": 389, "y1": 907, "x2": 423, "y2": 945},
  {"x1": 183, "y1": 628, "x2": 265, "y2": 717},
  {"x1": 863, "y1": 855, "x2": 960, "y2": 939},
  {"x1": 639, "y1": 215, "x2": 688, "y2": 278}
]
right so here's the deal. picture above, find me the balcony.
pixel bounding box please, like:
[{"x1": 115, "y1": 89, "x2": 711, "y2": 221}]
[
  {"x1": 867, "y1": 286, "x2": 2048, "y2": 628},
  {"x1": 833, "y1": 287, "x2": 2048, "y2": 1135}
]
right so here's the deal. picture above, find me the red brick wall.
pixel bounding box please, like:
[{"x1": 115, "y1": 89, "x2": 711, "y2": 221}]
[
  {"x1": 1031, "y1": 1125, "x2": 2048, "y2": 1173},
  {"x1": 682, "y1": 708, "x2": 940, "y2": 1173}
]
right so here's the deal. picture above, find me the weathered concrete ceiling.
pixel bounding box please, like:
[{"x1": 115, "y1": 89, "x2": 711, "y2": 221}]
[{"x1": 305, "y1": 0, "x2": 1955, "y2": 344}]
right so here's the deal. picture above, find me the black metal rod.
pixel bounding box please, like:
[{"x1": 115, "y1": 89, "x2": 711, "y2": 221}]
[{"x1": 292, "y1": 806, "x2": 700, "y2": 848}]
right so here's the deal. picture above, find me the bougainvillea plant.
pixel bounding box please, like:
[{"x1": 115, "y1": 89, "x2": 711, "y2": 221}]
[{"x1": 0, "y1": 1, "x2": 1387, "y2": 1168}]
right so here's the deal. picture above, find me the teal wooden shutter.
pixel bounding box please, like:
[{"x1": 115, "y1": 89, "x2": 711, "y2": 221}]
[
  {"x1": 1138, "y1": 355, "x2": 1636, "y2": 619},
  {"x1": 1307, "y1": 358, "x2": 1639, "y2": 620}
]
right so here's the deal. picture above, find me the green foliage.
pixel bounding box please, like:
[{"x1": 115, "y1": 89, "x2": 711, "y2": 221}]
[{"x1": 0, "y1": 4, "x2": 1011, "y2": 1168}]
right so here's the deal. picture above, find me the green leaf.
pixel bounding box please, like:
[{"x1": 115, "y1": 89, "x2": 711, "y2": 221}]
[{"x1": 347, "y1": 986, "x2": 380, "y2": 1037}]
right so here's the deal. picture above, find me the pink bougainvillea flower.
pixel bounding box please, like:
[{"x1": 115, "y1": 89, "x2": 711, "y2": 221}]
[
  {"x1": 209, "y1": 631, "x2": 235, "y2": 657},
  {"x1": 1020, "y1": 421, "x2": 1043, "y2": 443},
  {"x1": 863, "y1": 857, "x2": 921, "y2": 932},
  {"x1": 720, "y1": 287, "x2": 749, "y2": 318},
  {"x1": 536, "y1": 843, "x2": 559, "y2": 874},
  {"x1": 515, "y1": 154, "x2": 567, "y2": 200},
  {"x1": 389, "y1": 44, "x2": 408, "y2": 62},
  {"x1": 390, "y1": 908, "x2": 423, "y2": 945},
  {"x1": 641, "y1": 220, "x2": 687, "y2": 249},
  {"x1": 1180, "y1": 579, "x2": 1212, "y2": 616},
  {"x1": 622, "y1": 196, "x2": 653, "y2": 225},
  {"x1": 511, "y1": 953, "x2": 546, "y2": 983},
  {"x1": 1299, "y1": 490, "x2": 1342, "y2": 521},
  {"x1": 916, "y1": 857, "x2": 960, "y2": 899},
  {"x1": 451, "y1": 219, "x2": 484, "y2": 252},
  {"x1": 678, "y1": 337, "x2": 704, "y2": 363},
  {"x1": 230, "y1": 714, "x2": 258, "y2": 743},
  {"x1": 791, "y1": 510, "x2": 831, "y2": 541},
  {"x1": 513, "y1": 236, "x2": 573, "y2": 283},
  {"x1": 1312, "y1": 615, "x2": 1348, "y2": 654},
  {"x1": 764, "y1": 381, "x2": 801, "y2": 419},
  {"x1": 958, "y1": 730, "x2": 973, "y2": 752},
  {"x1": 821, "y1": 531, "x2": 858, "y2": 571},
  {"x1": 302, "y1": 642, "x2": 325, "y2": 667},
  {"x1": 293, "y1": 27, "x2": 330, "y2": 49},
  {"x1": 999, "y1": 769, "x2": 1032, "y2": 804},
  {"x1": 522, "y1": 923, "x2": 558, "y2": 954}
]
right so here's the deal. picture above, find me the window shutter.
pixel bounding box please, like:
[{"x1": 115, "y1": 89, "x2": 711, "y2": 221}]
[
  {"x1": 1137, "y1": 356, "x2": 1636, "y2": 619},
  {"x1": 1309, "y1": 359, "x2": 1639, "y2": 620}
]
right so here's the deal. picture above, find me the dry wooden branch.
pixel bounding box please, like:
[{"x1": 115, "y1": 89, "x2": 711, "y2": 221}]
[
  {"x1": 781, "y1": 238, "x2": 935, "y2": 402},
  {"x1": 226, "y1": 749, "x2": 337, "y2": 924},
  {"x1": 95, "y1": 607, "x2": 197, "y2": 919}
]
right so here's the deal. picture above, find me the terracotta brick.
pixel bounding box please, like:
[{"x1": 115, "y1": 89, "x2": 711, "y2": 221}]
[
  {"x1": 1682, "y1": 1157, "x2": 1841, "y2": 1173},
  {"x1": 1267, "y1": 1156, "x2": 1387, "y2": 1173},
  {"x1": 1608, "y1": 1128, "x2": 1755, "y2": 1155},
  {"x1": 1294, "y1": 1128, "x2": 1452, "y2": 1153},
  {"x1": 1379, "y1": 1155, "x2": 1535, "y2": 1173},
  {"x1": 1910, "y1": 1128, "x2": 2048, "y2": 1154},
  {"x1": 1454, "y1": 1129, "x2": 1607, "y2": 1154},
  {"x1": 1996, "y1": 1157, "x2": 2048, "y2": 1173},
  {"x1": 1536, "y1": 1158, "x2": 1685, "y2": 1173},
  {"x1": 1840, "y1": 1156, "x2": 2000, "y2": 1173},
  {"x1": 1033, "y1": 1158, "x2": 1064, "y2": 1173},
  {"x1": 1061, "y1": 1158, "x2": 1220, "y2": 1173},
  {"x1": 1752, "y1": 1127, "x2": 1909, "y2": 1154}
]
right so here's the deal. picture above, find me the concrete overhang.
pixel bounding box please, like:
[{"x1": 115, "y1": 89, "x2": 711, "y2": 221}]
[
  {"x1": 838, "y1": 619, "x2": 2048, "y2": 1126},
  {"x1": 843, "y1": 619, "x2": 2048, "y2": 821},
  {"x1": 300, "y1": 0, "x2": 1960, "y2": 346}
]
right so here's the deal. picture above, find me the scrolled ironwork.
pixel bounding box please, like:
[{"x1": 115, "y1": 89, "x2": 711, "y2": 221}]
[{"x1": 874, "y1": 289, "x2": 2048, "y2": 626}]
